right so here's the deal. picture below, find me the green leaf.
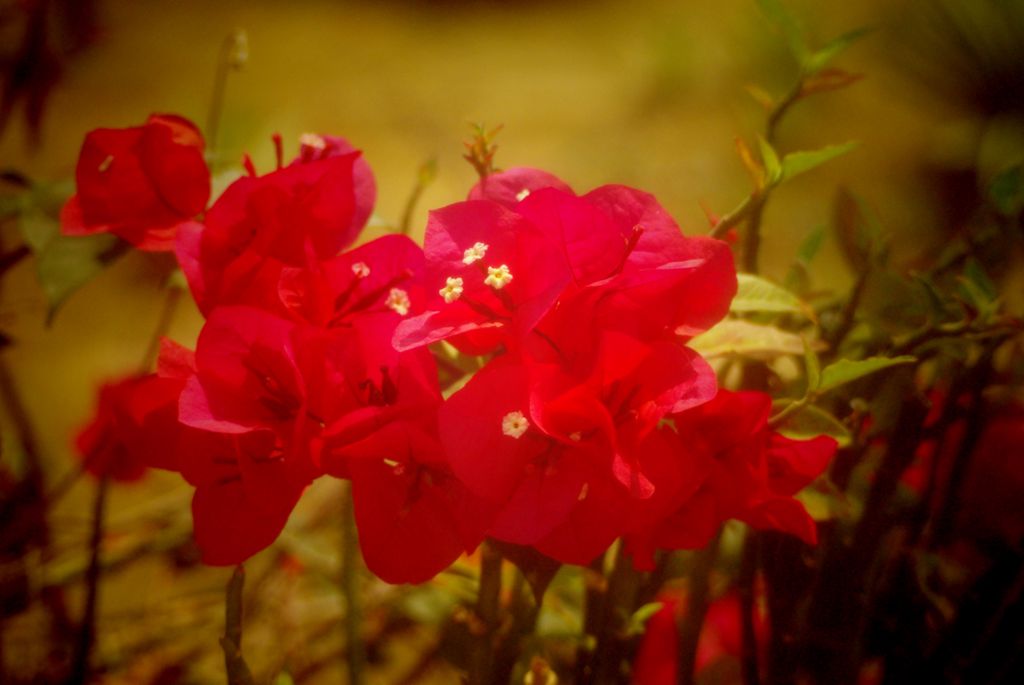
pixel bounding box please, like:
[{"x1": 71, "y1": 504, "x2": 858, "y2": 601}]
[
  {"x1": 690, "y1": 320, "x2": 806, "y2": 360},
  {"x1": 757, "y1": 0, "x2": 809, "y2": 64},
  {"x1": 780, "y1": 142, "x2": 858, "y2": 182},
  {"x1": 803, "y1": 27, "x2": 871, "y2": 75},
  {"x1": 758, "y1": 135, "x2": 783, "y2": 186},
  {"x1": 731, "y1": 274, "x2": 806, "y2": 316},
  {"x1": 35, "y1": 232, "x2": 124, "y2": 324},
  {"x1": 962, "y1": 258, "x2": 997, "y2": 302},
  {"x1": 989, "y1": 163, "x2": 1024, "y2": 216},
  {"x1": 817, "y1": 355, "x2": 916, "y2": 394},
  {"x1": 775, "y1": 402, "x2": 851, "y2": 447},
  {"x1": 626, "y1": 602, "x2": 664, "y2": 637},
  {"x1": 797, "y1": 225, "x2": 826, "y2": 265},
  {"x1": 17, "y1": 206, "x2": 59, "y2": 251}
]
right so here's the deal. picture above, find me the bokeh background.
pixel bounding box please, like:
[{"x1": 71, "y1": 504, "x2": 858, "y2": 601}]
[{"x1": 1, "y1": 0, "x2": 1022, "y2": 682}]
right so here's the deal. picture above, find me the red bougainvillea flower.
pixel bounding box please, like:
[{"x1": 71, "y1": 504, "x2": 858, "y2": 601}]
[
  {"x1": 339, "y1": 418, "x2": 491, "y2": 584},
  {"x1": 395, "y1": 172, "x2": 735, "y2": 356},
  {"x1": 438, "y1": 328, "x2": 716, "y2": 564},
  {"x1": 276, "y1": 233, "x2": 426, "y2": 330},
  {"x1": 633, "y1": 587, "x2": 769, "y2": 685},
  {"x1": 73, "y1": 372, "x2": 184, "y2": 482},
  {"x1": 61, "y1": 114, "x2": 210, "y2": 250},
  {"x1": 176, "y1": 134, "x2": 376, "y2": 315},
  {"x1": 152, "y1": 339, "x2": 312, "y2": 565},
  {"x1": 626, "y1": 390, "x2": 837, "y2": 570}
]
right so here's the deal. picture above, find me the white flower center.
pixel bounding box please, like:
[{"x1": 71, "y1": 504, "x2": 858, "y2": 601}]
[
  {"x1": 439, "y1": 276, "x2": 464, "y2": 303},
  {"x1": 502, "y1": 411, "x2": 529, "y2": 439},
  {"x1": 351, "y1": 262, "x2": 370, "y2": 279},
  {"x1": 484, "y1": 264, "x2": 513, "y2": 290},
  {"x1": 515, "y1": 188, "x2": 531, "y2": 202},
  {"x1": 299, "y1": 133, "x2": 326, "y2": 149},
  {"x1": 462, "y1": 241, "x2": 489, "y2": 265},
  {"x1": 385, "y1": 288, "x2": 411, "y2": 315}
]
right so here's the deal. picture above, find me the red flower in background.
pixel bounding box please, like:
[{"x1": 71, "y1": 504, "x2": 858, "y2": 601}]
[
  {"x1": 73, "y1": 373, "x2": 183, "y2": 482},
  {"x1": 633, "y1": 586, "x2": 769, "y2": 685},
  {"x1": 61, "y1": 114, "x2": 210, "y2": 250}
]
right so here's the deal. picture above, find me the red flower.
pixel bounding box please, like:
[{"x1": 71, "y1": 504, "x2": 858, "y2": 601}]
[
  {"x1": 61, "y1": 114, "x2": 210, "y2": 250},
  {"x1": 73, "y1": 373, "x2": 184, "y2": 482},
  {"x1": 176, "y1": 135, "x2": 376, "y2": 314},
  {"x1": 395, "y1": 174, "x2": 735, "y2": 355},
  {"x1": 438, "y1": 329, "x2": 717, "y2": 564},
  {"x1": 342, "y1": 420, "x2": 490, "y2": 584},
  {"x1": 626, "y1": 390, "x2": 837, "y2": 570},
  {"x1": 156, "y1": 339, "x2": 312, "y2": 565}
]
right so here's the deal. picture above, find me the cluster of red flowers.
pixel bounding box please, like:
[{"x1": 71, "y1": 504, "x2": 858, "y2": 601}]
[{"x1": 67, "y1": 115, "x2": 837, "y2": 583}]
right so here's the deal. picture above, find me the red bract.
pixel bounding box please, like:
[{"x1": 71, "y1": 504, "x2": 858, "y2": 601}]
[
  {"x1": 73, "y1": 373, "x2": 184, "y2": 482},
  {"x1": 395, "y1": 173, "x2": 735, "y2": 356},
  {"x1": 277, "y1": 233, "x2": 426, "y2": 329},
  {"x1": 61, "y1": 114, "x2": 210, "y2": 250},
  {"x1": 153, "y1": 339, "x2": 312, "y2": 565},
  {"x1": 341, "y1": 420, "x2": 489, "y2": 584},
  {"x1": 626, "y1": 390, "x2": 837, "y2": 570},
  {"x1": 176, "y1": 135, "x2": 375, "y2": 314},
  {"x1": 438, "y1": 328, "x2": 717, "y2": 564}
]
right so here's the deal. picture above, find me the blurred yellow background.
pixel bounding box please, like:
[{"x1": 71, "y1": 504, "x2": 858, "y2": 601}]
[{"x1": 1, "y1": 1, "x2": 1021, "y2": 682}]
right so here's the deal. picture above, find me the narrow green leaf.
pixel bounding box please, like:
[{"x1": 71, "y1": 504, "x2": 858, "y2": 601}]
[
  {"x1": 803, "y1": 336, "x2": 821, "y2": 392},
  {"x1": 758, "y1": 135, "x2": 783, "y2": 186},
  {"x1": 796, "y1": 225, "x2": 826, "y2": 265},
  {"x1": 989, "y1": 163, "x2": 1024, "y2": 216},
  {"x1": 775, "y1": 402, "x2": 851, "y2": 447},
  {"x1": 817, "y1": 355, "x2": 916, "y2": 394},
  {"x1": 757, "y1": 0, "x2": 809, "y2": 64},
  {"x1": 803, "y1": 27, "x2": 872, "y2": 75},
  {"x1": 690, "y1": 320, "x2": 806, "y2": 360},
  {"x1": 36, "y1": 233, "x2": 124, "y2": 323},
  {"x1": 627, "y1": 602, "x2": 665, "y2": 636},
  {"x1": 731, "y1": 274, "x2": 805, "y2": 316},
  {"x1": 780, "y1": 141, "x2": 858, "y2": 182},
  {"x1": 962, "y1": 258, "x2": 997, "y2": 302}
]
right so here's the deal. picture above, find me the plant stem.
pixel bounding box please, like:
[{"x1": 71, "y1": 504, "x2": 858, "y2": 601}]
[
  {"x1": 221, "y1": 565, "x2": 256, "y2": 685},
  {"x1": 590, "y1": 542, "x2": 642, "y2": 684},
  {"x1": 139, "y1": 285, "x2": 182, "y2": 372},
  {"x1": 67, "y1": 476, "x2": 109, "y2": 685},
  {"x1": 738, "y1": 533, "x2": 761, "y2": 685},
  {"x1": 677, "y1": 531, "x2": 721, "y2": 685},
  {"x1": 469, "y1": 539, "x2": 503, "y2": 685},
  {"x1": 206, "y1": 30, "x2": 247, "y2": 165},
  {"x1": 341, "y1": 483, "x2": 365, "y2": 685}
]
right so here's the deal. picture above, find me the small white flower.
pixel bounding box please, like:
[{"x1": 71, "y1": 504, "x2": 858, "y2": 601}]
[
  {"x1": 484, "y1": 264, "x2": 513, "y2": 290},
  {"x1": 462, "y1": 241, "x2": 489, "y2": 265},
  {"x1": 515, "y1": 188, "x2": 531, "y2": 202},
  {"x1": 502, "y1": 411, "x2": 530, "y2": 439},
  {"x1": 439, "y1": 276, "x2": 464, "y2": 303},
  {"x1": 569, "y1": 432, "x2": 582, "y2": 442},
  {"x1": 385, "y1": 288, "x2": 411, "y2": 315},
  {"x1": 351, "y1": 262, "x2": 370, "y2": 279}
]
